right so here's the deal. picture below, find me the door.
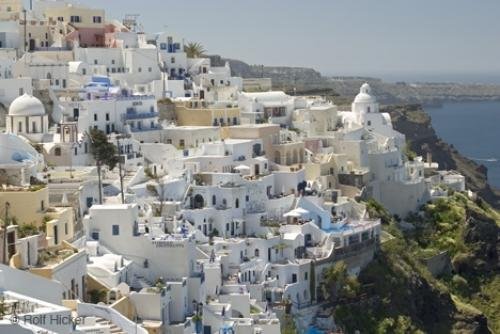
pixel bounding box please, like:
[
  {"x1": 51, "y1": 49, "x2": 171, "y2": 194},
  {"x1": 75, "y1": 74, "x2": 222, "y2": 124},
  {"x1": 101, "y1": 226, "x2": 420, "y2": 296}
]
[
  {"x1": 54, "y1": 225, "x2": 59, "y2": 245},
  {"x1": 29, "y1": 39, "x2": 35, "y2": 51},
  {"x1": 254, "y1": 164, "x2": 260, "y2": 175},
  {"x1": 7, "y1": 231, "x2": 15, "y2": 259}
]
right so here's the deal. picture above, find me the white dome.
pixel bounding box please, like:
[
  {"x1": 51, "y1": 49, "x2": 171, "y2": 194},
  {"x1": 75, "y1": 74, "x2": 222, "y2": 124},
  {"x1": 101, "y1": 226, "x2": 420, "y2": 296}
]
[
  {"x1": 9, "y1": 93, "x2": 45, "y2": 116},
  {"x1": 0, "y1": 133, "x2": 43, "y2": 165},
  {"x1": 353, "y1": 83, "x2": 376, "y2": 104}
]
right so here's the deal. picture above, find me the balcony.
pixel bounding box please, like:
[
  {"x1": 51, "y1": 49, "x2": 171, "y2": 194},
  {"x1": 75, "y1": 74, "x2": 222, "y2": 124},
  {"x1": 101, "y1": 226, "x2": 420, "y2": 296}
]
[
  {"x1": 130, "y1": 125, "x2": 161, "y2": 132},
  {"x1": 124, "y1": 111, "x2": 159, "y2": 120}
]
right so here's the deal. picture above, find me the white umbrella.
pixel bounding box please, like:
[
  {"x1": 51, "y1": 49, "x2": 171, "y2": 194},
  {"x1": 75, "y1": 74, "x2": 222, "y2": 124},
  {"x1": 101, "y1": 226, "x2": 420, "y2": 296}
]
[
  {"x1": 284, "y1": 207, "x2": 309, "y2": 217},
  {"x1": 234, "y1": 165, "x2": 250, "y2": 171}
]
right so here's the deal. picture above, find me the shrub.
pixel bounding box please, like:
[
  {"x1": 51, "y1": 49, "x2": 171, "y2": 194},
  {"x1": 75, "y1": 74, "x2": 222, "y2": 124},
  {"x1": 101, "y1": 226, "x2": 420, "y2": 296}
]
[
  {"x1": 452, "y1": 252, "x2": 474, "y2": 274},
  {"x1": 451, "y1": 274, "x2": 469, "y2": 294}
]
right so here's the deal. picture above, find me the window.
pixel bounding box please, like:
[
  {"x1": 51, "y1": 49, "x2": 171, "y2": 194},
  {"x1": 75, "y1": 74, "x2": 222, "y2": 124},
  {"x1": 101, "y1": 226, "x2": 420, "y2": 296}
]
[
  {"x1": 93, "y1": 16, "x2": 102, "y2": 23},
  {"x1": 138, "y1": 67, "x2": 142, "y2": 72},
  {"x1": 171, "y1": 57, "x2": 175, "y2": 64},
  {"x1": 292, "y1": 274, "x2": 297, "y2": 283},
  {"x1": 54, "y1": 147, "x2": 61, "y2": 156},
  {"x1": 212, "y1": 195, "x2": 216, "y2": 205},
  {"x1": 148, "y1": 67, "x2": 152, "y2": 72},
  {"x1": 82, "y1": 68, "x2": 86, "y2": 75},
  {"x1": 255, "y1": 249, "x2": 259, "y2": 257},
  {"x1": 32, "y1": 121, "x2": 36, "y2": 132},
  {"x1": 111, "y1": 59, "x2": 115, "y2": 65},
  {"x1": 112, "y1": 225, "x2": 120, "y2": 236},
  {"x1": 94, "y1": 59, "x2": 98, "y2": 65},
  {"x1": 74, "y1": 147, "x2": 77, "y2": 156},
  {"x1": 94, "y1": 114, "x2": 98, "y2": 121},
  {"x1": 57, "y1": 16, "x2": 64, "y2": 22},
  {"x1": 367, "y1": 120, "x2": 371, "y2": 126},
  {"x1": 70, "y1": 16, "x2": 81, "y2": 23},
  {"x1": 235, "y1": 198, "x2": 239, "y2": 208}
]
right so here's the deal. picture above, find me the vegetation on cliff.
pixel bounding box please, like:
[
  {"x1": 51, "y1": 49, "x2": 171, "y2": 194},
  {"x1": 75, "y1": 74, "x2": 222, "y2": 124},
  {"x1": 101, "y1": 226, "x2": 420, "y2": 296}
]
[{"x1": 334, "y1": 193, "x2": 499, "y2": 333}]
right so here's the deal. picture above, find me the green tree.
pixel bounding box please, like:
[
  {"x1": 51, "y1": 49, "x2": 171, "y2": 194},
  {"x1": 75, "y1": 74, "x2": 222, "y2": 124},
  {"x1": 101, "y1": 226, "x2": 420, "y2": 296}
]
[
  {"x1": 88, "y1": 128, "x2": 119, "y2": 204},
  {"x1": 184, "y1": 42, "x2": 207, "y2": 58},
  {"x1": 322, "y1": 261, "x2": 360, "y2": 302}
]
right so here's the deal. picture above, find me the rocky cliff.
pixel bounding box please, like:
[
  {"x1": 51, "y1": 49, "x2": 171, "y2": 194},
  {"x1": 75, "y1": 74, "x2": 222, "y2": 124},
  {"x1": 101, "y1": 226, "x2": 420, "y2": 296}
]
[
  {"x1": 384, "y1": 104, "x2": 500, "y2": 209},
  {"x1": 209, "y1": 55, "x2": 332, "y2": 92}
]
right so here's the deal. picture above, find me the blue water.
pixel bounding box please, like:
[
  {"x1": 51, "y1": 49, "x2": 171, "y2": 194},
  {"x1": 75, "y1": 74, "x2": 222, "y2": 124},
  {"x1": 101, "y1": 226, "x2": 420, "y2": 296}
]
[{"x1": 425, "y1": 101, "x2": 500, "y2": 190}]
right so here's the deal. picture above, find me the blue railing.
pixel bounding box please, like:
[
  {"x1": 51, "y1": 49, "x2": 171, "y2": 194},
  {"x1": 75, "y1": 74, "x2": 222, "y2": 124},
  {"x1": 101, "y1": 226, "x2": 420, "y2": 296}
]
[{"x1": 124, "y1": 111, "x2": 159, "y2": 120}]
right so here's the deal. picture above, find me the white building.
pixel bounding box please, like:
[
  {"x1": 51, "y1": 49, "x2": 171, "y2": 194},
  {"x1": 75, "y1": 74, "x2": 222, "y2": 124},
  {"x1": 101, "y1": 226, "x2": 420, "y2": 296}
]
[
  {"x1": 238, "y1": 91, "x2": 296, "y2": 125},
  {"x1": 5, "y1": 93, "x2": 49, "y2": 142}
]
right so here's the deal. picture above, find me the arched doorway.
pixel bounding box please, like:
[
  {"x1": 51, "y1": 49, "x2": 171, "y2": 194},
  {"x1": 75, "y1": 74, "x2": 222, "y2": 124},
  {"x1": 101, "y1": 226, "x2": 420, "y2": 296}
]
[{"x1": 193, "y1": 194, "x2": 204, "y2": 209}]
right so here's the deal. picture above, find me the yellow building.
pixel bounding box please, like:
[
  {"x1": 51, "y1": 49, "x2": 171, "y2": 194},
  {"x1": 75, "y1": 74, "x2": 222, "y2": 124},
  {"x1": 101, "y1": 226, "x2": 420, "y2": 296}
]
[
  {"x1": 174, "y1": 100, "x2": 240, "y2": 127},
  {"x1": 224, "y1": 124, "x2": 280, "y2": 160},
  {"x1": 305, "y1": 154, "x2": 339, "y2": 190},
  {"x1": 0, "y1": 185, "x2": 76, "y2": 246},
  {"x1": 0, "y1": 0, "x2": 23, "y2": 21},
  {"x1": 0, "y1": 185, "x2": 48, "y2": 227},
  {"x1": 45, "y1": 206, "x2": 76, "y2": 246},
  {"x1": 44, "y1": 4, "x2": 105, "y2": 30},
  {"x1": 272, "y1": 141, "x2": 305, "y2": 166}
]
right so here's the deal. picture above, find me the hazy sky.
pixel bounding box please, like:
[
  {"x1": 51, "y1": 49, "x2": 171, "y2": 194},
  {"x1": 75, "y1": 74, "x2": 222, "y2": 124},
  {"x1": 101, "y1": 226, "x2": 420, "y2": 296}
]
[{"x1": 45, "y1": 0, "x2": 500, "y2": 81}]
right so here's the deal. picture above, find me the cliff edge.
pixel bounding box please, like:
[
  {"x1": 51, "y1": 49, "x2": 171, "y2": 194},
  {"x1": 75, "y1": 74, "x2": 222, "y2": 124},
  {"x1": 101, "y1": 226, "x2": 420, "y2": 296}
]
[{"x1": 384, "y1": 104, "x2": 500, "y2": 209}]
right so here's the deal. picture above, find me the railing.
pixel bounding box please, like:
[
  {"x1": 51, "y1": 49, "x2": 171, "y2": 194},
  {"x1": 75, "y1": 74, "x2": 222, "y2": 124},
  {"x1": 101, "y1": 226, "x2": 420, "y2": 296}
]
[
  {"x1": 77, "y1": 302, "x2": 148, "y2": 334},
  {"x1": 124, "y1": 111, "x2": 159, "y2": 120},
  {"x1": 333, "y1": 238, "x2": 376, "y2": 261}
]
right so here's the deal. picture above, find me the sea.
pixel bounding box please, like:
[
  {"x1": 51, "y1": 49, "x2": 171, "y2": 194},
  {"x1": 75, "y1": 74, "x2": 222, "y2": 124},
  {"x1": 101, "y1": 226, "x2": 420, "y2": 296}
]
[{"x1": 424, "y1": 101, "x2": 500, "y2": 190}]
